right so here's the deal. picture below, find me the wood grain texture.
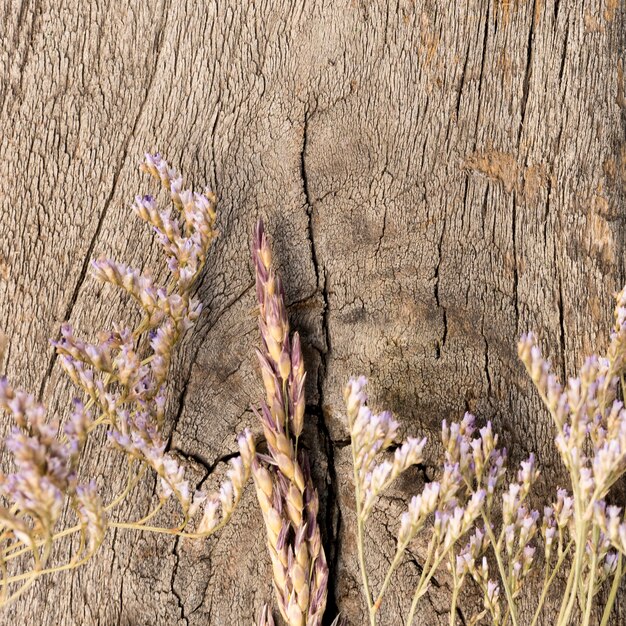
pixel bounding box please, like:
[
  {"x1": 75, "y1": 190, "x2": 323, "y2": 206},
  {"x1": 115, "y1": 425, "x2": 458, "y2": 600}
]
[{"x1": 0, "y1": 0, "x2": 624, "y2": 624}]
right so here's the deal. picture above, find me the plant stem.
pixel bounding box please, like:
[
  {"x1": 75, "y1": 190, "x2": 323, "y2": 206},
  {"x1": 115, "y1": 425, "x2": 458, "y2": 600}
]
[
  {"x1": 111, "y1": 512, "x2": 233, "y2": 539},
  {"x1": 449, "y1": 552, "x2": 460, "y2": 626},
  {"x1": 600, "y1": 553, "x2": 622, "y2": 626},
  {"x1": 481, "y1": 512, "x2": 518, "y2": 626},
  {"x1": 581, "y1": 526, "x2": 599, "y2": 626},
  {"x1": 406, "y1": 538, "x2": 450, "y2": 626},
  {"x1": 373, "y1": 540, "x2": 412, "y2": 613},
  {"x1": 2, "y1": 524, "x2": 81, "y2": 561},
  {"x1": 406, "y1": 566, "x2": 428, "y2": 625},
  {"x1": 0, "y1": 546, "x2": 92, "y2": 586},
  {"x1": 557, "y1": 555, "x2": 578, "y2": 626},
  {"x1": 558, "y1": 515, "x2": 586, "y2": 626},
  {"x1": 350, "y1": 442, "x2": 375, "y2": 624},
  {"x1": 357, "y1": 515, "x2": 376, "y2": 626},
  {"x1": 2, "y1": 463, "x2": 147, "y2": 563},
  {"x1": 530, "y1": 539, "x2": 574, "y2": 626}
]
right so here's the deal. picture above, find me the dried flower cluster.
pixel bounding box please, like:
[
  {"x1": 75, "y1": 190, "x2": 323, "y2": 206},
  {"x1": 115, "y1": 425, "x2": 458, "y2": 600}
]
[
  {"x1": 345, "y1": 377, "x2": 538, "y2": 626},
  {"x1": 0, "y1": 155, "x2": 254, "y2": 607},
  {"x1": 251, "y1": 220, "x2": 328, "y2": 626},
  {"x1": 342, "y1": 283, "x2": 626, "y2": 626},
  {"x1": 516, "y1": 286, "x2": 626, "y2": 626}
]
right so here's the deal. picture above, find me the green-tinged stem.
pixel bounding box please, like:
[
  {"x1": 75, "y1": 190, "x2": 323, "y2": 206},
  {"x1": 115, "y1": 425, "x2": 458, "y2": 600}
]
[
  {"x1": 0, "y1": 538, "x2": 49, "y2": 603},
  {"x1": 5, "y1": 509, "x2": 178, "y2": 590},
  {"x1": 131, "y1": 501, "x2": 164, "y2": 527},
  {"x1": 406, "y1": 563, "x2": 430, "y2": 624},
  {"x1": 554, "y1": 418, "x2": 583, "y2": 626},
  {"x1": 357, "y1": 514, "x2": 376, "y2": 626},
  {"x1": 581, "y1": 526, "x2": 600, "y2": 626},
  {"x1": 449, "y1": 553, "x2": 460, "y2": 626},
  {"x1": 558, "y1": 514, "x2": 586, "y2": 626},
  {"x1": 374, "y1": 546, "x2": 406, "y2": 612},
  {"x1": 600, "y1": 553, "x2": 622, "y2": 626},
  {"x1": 3, "y1": 524, "x2": 80, "y2": 562},
  {"x1": 534, "y1": 560, "x2": 551, "y2": 625},
  {"x1": 2, "y1": 463, "x2": 147, "y2": 563},
  {"x1": 406, "y1": 538, "x2": 450, "y2": 626},
  {"x1": 417, "y1": 535, "x2": 438, "y2": 590},
  {"x1": 557, "y1": 544, "x2": 579, "y2": 626},
  {"x1": 350, "y1": 447, "x2": 375, "y2": 624},
  {"x1": 104, "y1": 464, "x2": 147, "y2": 510},
  {"x1": 1, "y1": 542, "x2": 91, "y2": 587},
  {"x1": 0, "y1": 540, "x2": 51, "y2": 608},
  {"x1": 86, "y1": 412, "x2": 111, "y2": 432},
  {"x1": 530, "y1": 539, "x2": 574, "y2": 626},
  {"x1": 482, "y1": 511, "x2": 519, "y2": 626},
  {"x1": 111, "y1": 515, "x2": 228, "y2": 539},
  {"x1": 373, "y1": 543, "x2": 410, "y2": 613}
]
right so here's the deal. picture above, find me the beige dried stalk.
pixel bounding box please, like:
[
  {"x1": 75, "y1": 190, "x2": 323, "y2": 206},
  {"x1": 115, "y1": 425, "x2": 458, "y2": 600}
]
[{"x1": 251, "y1": 220, "x2": 328, "y2": 626}]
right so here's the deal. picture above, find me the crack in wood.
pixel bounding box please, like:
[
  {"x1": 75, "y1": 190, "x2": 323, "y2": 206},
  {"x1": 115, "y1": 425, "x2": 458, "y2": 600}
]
[
  {"x1": 518, "y1": 0, "x2": 537, "y2": 146},
  {"x1": 472, "y1": 2, "x2": 490, "y2": 152},
  {"x1": 434, "y1": 217, "x2": 447, "y2": 359},
  {"x1": 170, "y1": 534, "x2": 189, "y2": 626},
  {"x1": 511, "y1": 192, "x2": 519, "y2": 330},
  {"x1": 299, "y1": 107, "x2": 342, "y2": 624}
]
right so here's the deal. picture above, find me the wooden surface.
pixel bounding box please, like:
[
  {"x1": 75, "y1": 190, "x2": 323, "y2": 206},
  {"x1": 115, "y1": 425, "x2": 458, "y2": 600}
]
[{"x1": 0, "y1": 1, "x2": 625, "y2": 624}]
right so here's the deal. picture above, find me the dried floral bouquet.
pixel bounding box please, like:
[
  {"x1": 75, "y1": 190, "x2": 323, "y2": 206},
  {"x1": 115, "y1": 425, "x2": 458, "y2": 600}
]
[
  {"x1": 0, "y1": 155, "x2": 255, "y2": 609},
  {"x1": 1, "y1": 155, "x2": 626, "y2": 626}
]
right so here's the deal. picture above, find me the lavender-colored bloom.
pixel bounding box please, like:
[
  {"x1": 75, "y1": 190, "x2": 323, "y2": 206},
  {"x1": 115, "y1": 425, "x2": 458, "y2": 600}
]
[{"x1": 345, "y1": 376, "x2": 429, "y2": 524}]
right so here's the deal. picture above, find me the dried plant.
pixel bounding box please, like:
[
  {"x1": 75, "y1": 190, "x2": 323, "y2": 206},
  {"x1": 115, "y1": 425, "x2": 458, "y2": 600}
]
[
  {"x1": 344, "y1": 377, "x2": 536, "y2": 626},
  {"x1": 344, "y1": 284, "x2": 626, "y2": 626},
  {"x1": 250, "y1": 220, "x2": 328, "y2": 626},
  {"x1": 0, "y1": 154, "x2": 254, "y2": 607}
]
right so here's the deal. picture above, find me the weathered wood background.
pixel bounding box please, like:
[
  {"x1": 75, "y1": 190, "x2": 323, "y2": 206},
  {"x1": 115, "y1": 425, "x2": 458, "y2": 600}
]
[{"x1": 0, "y1": 0, "x2": 625, "y2": 624}]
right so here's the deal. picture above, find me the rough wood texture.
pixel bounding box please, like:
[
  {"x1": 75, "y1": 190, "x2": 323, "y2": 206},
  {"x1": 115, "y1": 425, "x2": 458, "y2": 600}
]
[{"x1": 0, "y1": 1, "x2": 625, "y2": 624}]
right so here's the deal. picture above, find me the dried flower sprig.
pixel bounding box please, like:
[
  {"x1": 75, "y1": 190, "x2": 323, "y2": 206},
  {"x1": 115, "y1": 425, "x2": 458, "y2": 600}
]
[
  {"x1": 251, "y1": 220, "x2": 328, "y2": 626},
  {"x1": 346, "y1": 378, "x2": 506, "y2": 625},
  {"x1": 345, "y1": 376, "x2": 549, "y2": 626},
  {"x1": 517, "y1": 286, "x2": 626, "y2": 626},
  {"x1": 0, "y1": 381, "x2": 97, "y2": 605},
  {"x1": 0, "y1": 154, "x2": 254, "y2": 608}
]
